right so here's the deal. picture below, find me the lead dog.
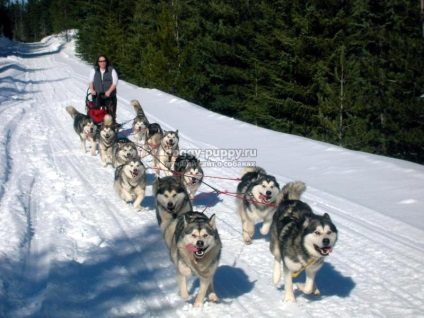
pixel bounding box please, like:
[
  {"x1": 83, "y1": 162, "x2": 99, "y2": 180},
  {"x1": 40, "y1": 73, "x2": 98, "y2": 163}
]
[
  {"x1": 269, "y1": 181, "x2": 338, "y2": 302},
  {"x1": 65, "y1": 105, "x2": 97, "y2": 155},
  {"x1": 236, "y1": 166, "x2": 280, "y2": 244},
  {"x1": 163, "y1": 211, "x2": 221, "y2": 308}
]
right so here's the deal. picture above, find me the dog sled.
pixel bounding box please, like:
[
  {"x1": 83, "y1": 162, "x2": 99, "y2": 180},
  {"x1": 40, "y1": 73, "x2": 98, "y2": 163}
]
[{"x1": 85, "y1": 88, "x2": 116, "y2": 127}]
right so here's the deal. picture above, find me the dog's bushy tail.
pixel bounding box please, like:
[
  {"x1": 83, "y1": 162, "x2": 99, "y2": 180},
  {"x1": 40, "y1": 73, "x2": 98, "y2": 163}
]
[
  {"x1": 103, "y1": 114, "x2": 113, "y2": 126},
  {"x1": 241, "y1": 166, "x2": 266, "y2": 177},
  {"x1": 276, "y1": 181, "x2": 306, "y2": 204},
  {"x1": 65, "y1": 105, "x2": 78, "y2": 119},
  {"x1": 131, "y1": 100, "x2": 145, "y2": 117}
]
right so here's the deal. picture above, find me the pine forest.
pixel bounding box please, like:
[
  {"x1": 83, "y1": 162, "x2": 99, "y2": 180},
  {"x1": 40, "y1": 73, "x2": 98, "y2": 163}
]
[{"x1": 1, "y1": 0, "x2": 424, "y2": 164}]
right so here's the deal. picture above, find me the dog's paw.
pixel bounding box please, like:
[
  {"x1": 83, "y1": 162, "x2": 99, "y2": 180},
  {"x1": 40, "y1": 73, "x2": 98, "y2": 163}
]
[
  {"x1": 283, "y1": 295, "x2": 296, "y2": 303},
  {"x1": 297, "y1": 283, "x2": 320, "y2": 295},
  {"x1": 260, "y1": 224, "x2": 271, "y2": 235},
  {"x1": 208, "y1": 293, "x2": 219, "y2": 303},
  {"x1": 193, "y1": 300, "x2": 204, "y2": 308},
  {"x1": 243, "y1": 232, "x2": 252, "y2": 244},
  {"x1": 134, "y1": 206, "x2": 147, "y2": 212},
  {"x1": 179, "y1": 291, "x2": 189, "y2": 300}
]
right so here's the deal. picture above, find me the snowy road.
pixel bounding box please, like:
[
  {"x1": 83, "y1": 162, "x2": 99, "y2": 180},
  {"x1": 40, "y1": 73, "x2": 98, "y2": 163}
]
[{"x1": 0, "y1": 33, "x2": 423, "y2": 317}]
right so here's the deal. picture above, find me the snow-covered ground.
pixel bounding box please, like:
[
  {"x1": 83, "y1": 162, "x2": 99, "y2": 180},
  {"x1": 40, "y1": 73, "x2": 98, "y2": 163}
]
[{"x1": 0, "y1": 32, "x2": 423, "y2": 318}]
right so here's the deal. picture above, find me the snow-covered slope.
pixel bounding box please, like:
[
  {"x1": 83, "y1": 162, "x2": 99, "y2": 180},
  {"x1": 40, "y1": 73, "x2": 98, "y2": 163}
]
[{"x1": 0, "y1": 33, "x2": 423, "y2": 317}]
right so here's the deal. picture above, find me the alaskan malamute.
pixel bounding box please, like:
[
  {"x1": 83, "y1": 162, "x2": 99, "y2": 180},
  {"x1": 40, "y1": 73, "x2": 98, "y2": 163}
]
[
  {"x1": 65, "y1": 105, "x2": 97, "y2": 156},
  {"x1": 269, "y1": 181, "x2": 338, "y2": 302},
  {"x1": 114, "y1": 158, "x2": 146, "y2": 210},
  {"x1": 153, "y1": 176, "x2": 192, "y2": 233},
  {"x1": 174, "y1": 153, "x2": 204, "y2": 199},
  {"x1": 131, "y1": 100, "x2": 149, "y2": 145},
  {"x1": 154, "y1": 130, "x2": 180, "y2": 176},
  {"x1": 98, "y1": 114, "x2": 117, "y2": 167},
  {"x1": 236, "y1": 166, "x2": 280, "y2": 244},
  {"x1": 163, "y1": 211, "x2": 221, "y2": 308},
  {"x1": 112, "y1": 137, "x2": 139, "y2": 168},
  {"x1": 142, "y1": 123, "x2": 163, "y2": 158}
]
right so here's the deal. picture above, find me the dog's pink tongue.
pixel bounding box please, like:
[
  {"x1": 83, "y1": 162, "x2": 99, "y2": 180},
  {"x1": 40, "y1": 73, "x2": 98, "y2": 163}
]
[
  {"x1": 259, "y1": 194, "x2": 267, "y2": 200},
  {"x1": 186, "y1": 244, "x2": 198, "y2": 252}
]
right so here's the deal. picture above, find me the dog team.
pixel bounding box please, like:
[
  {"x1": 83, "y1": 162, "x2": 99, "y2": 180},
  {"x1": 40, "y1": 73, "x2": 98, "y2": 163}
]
[{"x1": 65, "y1": 101, "x2": 338, "y2": 308}]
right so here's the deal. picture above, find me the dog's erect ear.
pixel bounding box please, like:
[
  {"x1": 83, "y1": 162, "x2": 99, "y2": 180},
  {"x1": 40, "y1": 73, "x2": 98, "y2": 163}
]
[
  {"x1": 209, "y1": 214, "x2": 216, "y2": 229},
  {"x1": 184, "y1": 212, "x2": 196, "y2": 226},
  {"x1": 175, "y1": 129, "x2": 179, "y2": 136},
  {"x1": 184, "y1": 213, "x2": 190, "y2": 226},
  {"x1": 323, "y1": 213, "x2": 331, "y2": 220},
  {"x1": 302, "y1": 217, "x2": 311, "y2": 229}
]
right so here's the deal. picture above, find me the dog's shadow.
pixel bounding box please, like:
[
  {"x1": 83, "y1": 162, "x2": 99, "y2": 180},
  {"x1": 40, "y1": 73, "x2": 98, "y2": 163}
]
[
  {"x1": 192, "y1": 191, "x2": 223, "y2": 209},
  {"x1": 188, "y1": 265, "x2": 255, "y2": 303},
  {"x1": 278, "y1": 262, "x2": 355, "y2": 300}
]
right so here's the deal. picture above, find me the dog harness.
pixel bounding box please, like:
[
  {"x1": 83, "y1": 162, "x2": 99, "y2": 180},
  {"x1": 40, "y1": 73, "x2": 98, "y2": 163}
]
[{"x1": 291, "y1": 257, "x2": 317, "y2": 278}]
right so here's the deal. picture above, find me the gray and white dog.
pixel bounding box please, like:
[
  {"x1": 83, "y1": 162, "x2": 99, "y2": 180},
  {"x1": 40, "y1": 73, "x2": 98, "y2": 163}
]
[
  {"x1": 163, "y1": 211, "x2": 221, "y2": 308},
  {"x1": 98, "y1": 114, "x2": 117, "y2": 167},
  {"x1": 142, "y1": 123, "x2": 163, "y2": 159},
  {"x1": 153, "y1": 176, "x2": 192, "y2": 233},
  {"x1": 114, "y1": 158, "x2": 146, "y2": 210},
  {"x1": 131, "y1": 100, "x2": 149, "y2": 145},
  {"x1": 154, "y1": 130, "x2": 179, "y2": 176},
  {"x1": 236, "y1": 166, "x2": 280, "y2": 244},
  {"x1": 269, "y1": 181, "x2": 338, "y2": 302},
  {"x1": 112, "y1": 137, "x2": 139, "y2": 168},
  {"x1": 65, "y1": 105, "x2": 97, "y2": 156},
  {"x1": 174, "y1": 153, "x2": 204, "y2": 199}
]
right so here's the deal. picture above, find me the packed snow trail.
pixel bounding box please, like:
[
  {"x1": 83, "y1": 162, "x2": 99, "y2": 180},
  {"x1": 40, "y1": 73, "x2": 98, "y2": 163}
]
[{"x1": 0, "y1": 33, "x2": 423, "y2": 317}]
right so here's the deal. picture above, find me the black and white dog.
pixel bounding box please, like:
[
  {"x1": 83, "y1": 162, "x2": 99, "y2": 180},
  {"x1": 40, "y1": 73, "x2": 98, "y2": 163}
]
[
  {"x1": 236, "y1": 166, "x2": 280, "y2": 244},
  {"x1": 65, "y1": 105, "x2": 97, "y2": 156},
  {"x1": 269, "y1": 181, "x2": 338, "y2": 302}
]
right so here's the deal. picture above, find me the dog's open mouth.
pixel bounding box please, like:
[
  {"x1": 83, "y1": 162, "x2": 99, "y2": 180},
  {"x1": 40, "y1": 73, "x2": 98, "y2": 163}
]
[
  {"x1": 258, "y1": 193, "x2": 272, "y2": 203},
  {"x1": 131, "y1": 170, "x2": 139, "y2": 178},
  {"x1": 187, "y1": 178, "x2": 197, "y2": 185},
  {"x1": 314, "y1": 244, "x2": 333, "y2": 256},
  {"x1": 186, "y1": 244, "x2": 208, "y2": 258}
]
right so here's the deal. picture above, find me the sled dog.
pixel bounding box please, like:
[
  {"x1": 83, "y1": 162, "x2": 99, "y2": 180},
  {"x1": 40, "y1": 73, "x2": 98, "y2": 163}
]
[
  {"x1": 154, "y1": 130, "x2": 179, "y2": 176},
  {"x1": 142, "y1": 123, "x2": 163, "y2": 158},
  {"x1": 65, "y1": 105, "x2": 97, "y2": 156},
  {"x1": 164, "y1": 211, "x2": 221, "y2": 308},
  {"x1": 236, "y1": 166, "x2": 280, "y2": 244},
  {"x1": 112, "y1": 137, "x2": 139, "y2": 168},
  {"x1": 99, "y1": 114, "x2": 117, "y2": 167},
  {"x1": 114, "y1": 158, "x2": 146, "y2": 210},
  {"x1": 269, "y1": 181, "x2": 338, "y2": 302},
  {"x1": 174, "y1": 153, "x2": 204, "y2": 199},
  {"x1": 153, "y1": 176, "x2": 192, "y2": 233},
  {"x1": 131, "y1": 100, "x2": 149, "y2": 145}
]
